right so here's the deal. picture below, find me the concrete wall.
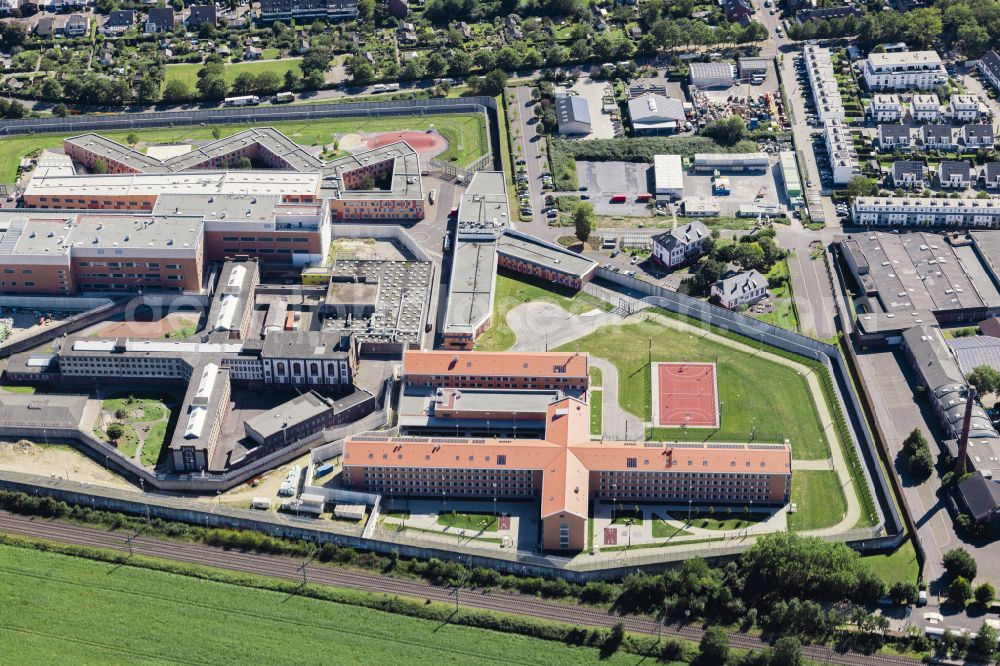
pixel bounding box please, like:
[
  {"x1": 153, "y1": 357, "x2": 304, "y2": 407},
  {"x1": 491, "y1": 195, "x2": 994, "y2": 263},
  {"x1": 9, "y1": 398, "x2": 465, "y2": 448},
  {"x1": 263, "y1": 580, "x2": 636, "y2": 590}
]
[
  {"x1": 0, "y1": 298, "x2": 128, "y2": 359},
  {"x1": 0, "y1": 296, "x2": 111, "y2": 310}
]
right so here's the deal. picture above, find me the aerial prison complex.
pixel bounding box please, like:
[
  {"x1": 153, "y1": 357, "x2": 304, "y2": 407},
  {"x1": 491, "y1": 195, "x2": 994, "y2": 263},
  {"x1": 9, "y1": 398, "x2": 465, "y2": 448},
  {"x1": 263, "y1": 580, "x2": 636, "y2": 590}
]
[
  {"x1": 0, "y1": 128, "x2": 425, "y2": 296},
  {"x1": 344, "y1": 350, "x2": 792, "y2": 551}
]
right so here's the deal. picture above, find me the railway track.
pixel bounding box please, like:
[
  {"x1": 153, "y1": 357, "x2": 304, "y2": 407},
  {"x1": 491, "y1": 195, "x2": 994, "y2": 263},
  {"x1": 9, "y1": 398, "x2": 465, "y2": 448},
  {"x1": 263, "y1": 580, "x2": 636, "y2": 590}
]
[{"x1": 0, "y1": 511, "x2": 920, "y2": 666}]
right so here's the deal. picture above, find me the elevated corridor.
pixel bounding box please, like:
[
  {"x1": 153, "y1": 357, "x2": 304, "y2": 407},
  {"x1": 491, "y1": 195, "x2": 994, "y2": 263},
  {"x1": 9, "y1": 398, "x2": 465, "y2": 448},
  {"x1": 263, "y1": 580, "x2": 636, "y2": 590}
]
[{"x1": 0, "y1": 511, "x2": 918, "y2": 666}]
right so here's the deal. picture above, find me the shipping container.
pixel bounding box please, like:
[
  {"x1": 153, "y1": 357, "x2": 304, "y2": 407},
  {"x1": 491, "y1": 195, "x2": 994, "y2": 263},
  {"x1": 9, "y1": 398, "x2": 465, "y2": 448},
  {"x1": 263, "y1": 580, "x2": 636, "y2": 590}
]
[{"x1": 610, "y1": 194, "x2": 627, "y2": 203}]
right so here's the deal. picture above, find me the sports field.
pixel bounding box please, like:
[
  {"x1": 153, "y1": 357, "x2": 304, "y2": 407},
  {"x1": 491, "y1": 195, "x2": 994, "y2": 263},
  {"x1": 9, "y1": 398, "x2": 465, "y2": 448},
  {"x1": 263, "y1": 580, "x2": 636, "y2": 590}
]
[
  {"x1": 556, "y1": 319, "x2": 830, "y2": 460},
  {"x1": 0, "y1": 544, "x2": 645, "y2": 665},
  {"x1": 0, "y1": 113, "x2": 487, "y2": 184},
  {"x1": 164, "y1": 58, "x2": 304, "y2": 89},
  {"x1": 651, "y1": 362, "x2": 719, "y2": 428}
]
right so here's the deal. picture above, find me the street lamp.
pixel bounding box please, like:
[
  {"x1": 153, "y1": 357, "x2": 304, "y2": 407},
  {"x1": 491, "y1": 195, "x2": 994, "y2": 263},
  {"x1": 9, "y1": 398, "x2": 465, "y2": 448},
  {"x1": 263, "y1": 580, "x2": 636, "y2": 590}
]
[{"x1": 492, "y1": 483, "x2": 497, "y2": 519}]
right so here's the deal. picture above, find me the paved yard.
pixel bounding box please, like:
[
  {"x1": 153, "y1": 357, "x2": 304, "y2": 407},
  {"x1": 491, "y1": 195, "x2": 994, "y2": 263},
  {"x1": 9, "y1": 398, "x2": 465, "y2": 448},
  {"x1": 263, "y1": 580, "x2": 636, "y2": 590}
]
[
  {"x1": 568, "y1": 77, "x2": 617, "y2": 140},
  {"x1": 683, "y1": 161, "x2": 785, "y2": 216},
  {"x1": 576, "y1": 161, "x2": 653, "y2": 216}
]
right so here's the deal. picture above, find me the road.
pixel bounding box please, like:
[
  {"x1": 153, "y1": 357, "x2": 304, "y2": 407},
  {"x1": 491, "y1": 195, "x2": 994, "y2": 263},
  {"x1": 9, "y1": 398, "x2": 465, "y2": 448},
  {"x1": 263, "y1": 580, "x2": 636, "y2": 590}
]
[{"x1": 0, "y1": 510, "x2": 921, "y2": 666}]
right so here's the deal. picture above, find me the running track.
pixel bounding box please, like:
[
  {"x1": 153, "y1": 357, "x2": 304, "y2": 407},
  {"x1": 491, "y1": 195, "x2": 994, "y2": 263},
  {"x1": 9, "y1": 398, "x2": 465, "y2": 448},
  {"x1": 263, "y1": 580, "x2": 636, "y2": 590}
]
[{"x1": 0, "y1": 511, "x2": 920, "y2": 666}]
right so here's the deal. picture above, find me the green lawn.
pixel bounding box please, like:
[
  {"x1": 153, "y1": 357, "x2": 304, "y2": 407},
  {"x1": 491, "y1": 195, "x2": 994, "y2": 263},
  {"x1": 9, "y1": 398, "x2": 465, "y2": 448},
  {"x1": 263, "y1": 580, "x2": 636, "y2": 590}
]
[
  {"x1": 141, "y1": 422, "x2": 167, "y2": 467},
  {"x1": 164, "y1": 58, "x2": 304, "y2": 90},
  {"x1": 589, "y1": 367, "x2": 603, "y2": 387},
  {"x1": 0, "y1": 385, "x2": 36, "y2": 394},
  {"x1": 787, "y1": 470, "x2": 847, "y2": 531},
  {"x1": 475, "y1": 274, "x2": 611, "y2": 351},
  {"x1": 0, "y1": 113, "x2": 488, "y2": 184},
  {"x1": 95, "y1": 424, "x2": 139, "y2": 458},
  {"x1": 589, "y1": 391, "x2": 603, "y2": 435},
  {"x1": 751, "y1": 260, "x2": 799, "y2": 332},
  {"x1": 863, "y1": 539, "x2": 920, "y2": 588},
  {"x1": 101, "y1": 397, "x2": 168, "y2": 423},
  {"x1": 163, "y1": 318, "x2": 198, "y2": 340},
  {"x1": 651, "y1": 514, "x2": 694, "y2": 539},
  {"x1": 436, "y1": 511, "x2": 498, "y2": 533},
  {"x1": 559, "y1": 319, "x2": 830, "y2": 459},
  {"x1": 0, "y1": 544, "x2": 644, "y2": 665},
  {"x1": 667, "y1": 510, "x2": 763, "y2": 531},
  {"x1": 610, "y1": 507, "x2": 643, "y2": 526}
]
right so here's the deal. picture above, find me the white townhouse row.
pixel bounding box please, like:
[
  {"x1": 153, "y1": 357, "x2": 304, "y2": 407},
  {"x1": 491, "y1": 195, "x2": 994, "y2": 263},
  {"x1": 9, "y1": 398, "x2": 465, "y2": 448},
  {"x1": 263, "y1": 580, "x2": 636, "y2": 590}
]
[
  {"x1": 852, "y1": 197, "x2": 1000, "y2": 227},
  {"x1": 803, "y1": 45, "x2": 845, "y2": 123},
  {"x1": 825, "y1": 117, "x2": 861, "y2": 185}
]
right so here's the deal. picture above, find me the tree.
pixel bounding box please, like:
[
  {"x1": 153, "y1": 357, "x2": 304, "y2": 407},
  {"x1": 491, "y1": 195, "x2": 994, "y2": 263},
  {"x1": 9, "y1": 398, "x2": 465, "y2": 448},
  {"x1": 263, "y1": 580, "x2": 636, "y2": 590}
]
[
  {"x1": 231, "y1": 72, "x2": 256, "y2": 95},
  {"x1": 908, "y1": 445, "x2": 934, "y2": 479},
  {"x1": 969, "y1": 623, "x2": 998, "y2": 662},
  {"x1": 346, "y1": 56, "x2": 376, "y2": 85},
  {"x1": 39, "y1": 78, "x2": 63, "y2": 100},
  {"x1": 888, "y1": 581, "x2": 918, "y2": 606},
  {"x1": 212, "y1": 127, "x2": 222, "y2": 140},
  {"x1": 948, "y1": 576, "x2": 973, "y2": 606},
  {"x1": 967, "y1": 364, "x2": 1000, "y2": 398},
  {"x1": 573, "y1": 202, "x2": 594, "y2": 242},
  {"x1": 356, "y1": 0, "x2": 374, "y2": 22},
  {"x1": 253, "y1": 71, "x2": 282, "y2": 95},
  {"x1": 235, "y1": 156, "x2": 252, "y2": 169},
  {"x1": 426, "y1": 52, "x2": 448, "y2": 79},
  {"x1": 283, "y1": 69, "x2": 301, "y2": 91},
  {"x1": 196, "y1": 75, "x2": 228, "y2": 100},
  {"x1": 53, "y1": 103, "x2": 68, "y2": 117},
  {"x1": 733, "y1": 242, "x2": 765, "y2": 271},
  {"x1": 943, "y1": 548, "x2": 978, "y2": 581},
  {"x1": 702, "y1": 115, "x2": 748, "y2": 146},
  {"x1": 976, "y1": 582, "x2": 996, "y2": 606},
  {"x1": 448, "y1": 50, "x2": 473, "y2": 78},
  {"x1": 303, "y1": 69, "x2": 325, "y2": 90},
  {"x1": 699, "y1": 626, "x2": 730, "y2": 664},
  {"x1": 846, "y1": 176, "x2": 878, "y2": 200},
  {"x1": 106, "y1": 423, "x2": 124, "y2": 441},
  {"x1": 162, "y1": 79, "x2": 191, "y2": 103},
  {"x1": 769, "y1": 637, "x2": 802, "y2": 666},
  {"x1": 135, "y1": 77, "x2": 161, "y2": 104},
  {"x1": 480, "y1": 69, "x2": 508, "y2": 95},
  {"x1": 126, "y1": 133, "x2": 139, "y2": 146}
]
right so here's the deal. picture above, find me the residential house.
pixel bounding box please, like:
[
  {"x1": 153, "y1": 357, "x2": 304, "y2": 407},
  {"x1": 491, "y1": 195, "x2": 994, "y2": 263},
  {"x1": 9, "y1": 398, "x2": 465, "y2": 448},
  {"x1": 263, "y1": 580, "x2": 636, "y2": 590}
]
[
  {"x1": 891, "y1": 160, "x2": 926, "y2": 188},
  {"x1": 723, "y1": 0, "x2": 754, "y2": 24},
  {"x1": 145, "y1": 7, "x2": 175, "y2": 33},
  {"x1": 921, "y1": 124, "x2": 956, "y2": 151},
  {"x1": 101, "y1": 9, "x2": 136, "y2": 35},
  {"x1": 910, "y1": 94, "x2": 940, "y2": 122},
  {"x1": 948, "y1": 94, "x2": 983, "y2": 122},
  {"x1": 186, "y1": 5, "x2": 217, "y2": 27},
  {"x1": 984, "y1": 162, "x2": 1000, "y2": 191},
  {"x1": 258, "y1": 0, "x2": 359, "y2": 22},
  {"x1": 977, "y1": 50, "x2": 1000, "y2": 94},
  {"x1": 397, "y1": 22, "x2": 416, "y2": 45},
  {"x1": 388, "y1": 0, "x2": 408, "y2": 17},
  {"x1": 651, "y1": 222, "x2": 709, "y2": 269},
  {"x1": 963, "y1": 124, "x2": 995, "y2": 149},
  {"x1": 878, "y1": 124, "x2": 912, "y2": 150},
  {"x1": 871, "y1": 94, "x2": 903, "y2": 122},
  {"x1": 63, "y1": 13, "x2": 87, "y2": 37},
  {"x1": 34, "y1": 16, "x2": 56, "y2": 37},
  {"x1": 862, "y1": 50, "x2": 947, "y2": 90},
  {"x1": 712, "y1": 269, "x2": 768, "y2": 310},
  {"x1": 939, "y1": 160, "x2": 971, "y2": 189},
  {"x1": 243, "y1": 45, "x2": 262, "y2": 60}
]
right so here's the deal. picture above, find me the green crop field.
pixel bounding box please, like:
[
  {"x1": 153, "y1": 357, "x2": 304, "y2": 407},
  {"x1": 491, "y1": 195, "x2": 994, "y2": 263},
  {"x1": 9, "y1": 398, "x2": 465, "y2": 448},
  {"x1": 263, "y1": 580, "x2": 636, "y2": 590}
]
[
  {"x1": 0, "y1": 544, "x2": 646, "y2": 665},
  {"x1": 557, "y1": 319, "x2": 830, "y2": 460},
  {"x1": 164, "y1": 58, "x2": 304, "y2": 89},
  {"x1": 0, "y1": 113, "x2": 487, "y2": 185}
]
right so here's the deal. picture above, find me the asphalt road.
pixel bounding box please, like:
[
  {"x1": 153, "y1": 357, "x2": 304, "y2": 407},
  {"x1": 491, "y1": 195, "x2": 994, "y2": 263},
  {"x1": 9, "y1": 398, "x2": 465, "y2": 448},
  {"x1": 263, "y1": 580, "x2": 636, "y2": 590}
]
[{"x1": 0, "y1": 510, "x2": 921, "y2": 666}]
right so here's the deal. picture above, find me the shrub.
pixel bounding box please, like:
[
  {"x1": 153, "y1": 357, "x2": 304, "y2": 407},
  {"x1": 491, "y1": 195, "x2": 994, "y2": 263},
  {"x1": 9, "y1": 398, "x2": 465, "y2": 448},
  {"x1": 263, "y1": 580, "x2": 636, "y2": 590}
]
[{"x1": 943, "y1": 548, "x2": 977, "y2": 581}]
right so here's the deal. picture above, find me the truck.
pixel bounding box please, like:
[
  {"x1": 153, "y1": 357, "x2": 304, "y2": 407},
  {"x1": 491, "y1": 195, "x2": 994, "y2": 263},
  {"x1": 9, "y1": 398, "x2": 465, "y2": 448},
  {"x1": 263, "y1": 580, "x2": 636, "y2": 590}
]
[
  {"x1": 272, "y1": 91, "x2": 294, "y2": 104},
  {"x1": 223, "y1": 95, "x2": 260, "y2": 107},
  {"x1": 637, "y1": 193, "x2": 653, "y2": 202},
  {"x1": 251, "y1": 497, "x2": 272, "y2": 510},
  {"x1": 610, "y1": 194, "x2": 627, "y2": 203}
]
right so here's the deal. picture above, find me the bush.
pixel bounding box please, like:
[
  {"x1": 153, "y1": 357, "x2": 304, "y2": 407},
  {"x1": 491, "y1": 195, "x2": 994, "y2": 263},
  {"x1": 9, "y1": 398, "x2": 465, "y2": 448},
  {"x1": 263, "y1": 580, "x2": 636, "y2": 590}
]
[
  {"x1": 889, "y1": 581, "x2": 919, "y2": 606},
  {"x1": 699, "y1": 625, "x2": 730, "y2": 663},
  {"x1": 948, "y1": 576, "x2": 973, "y2": 606},
  {"x1": 975, "y1": 582, "x2": 996, "y2": 607}
]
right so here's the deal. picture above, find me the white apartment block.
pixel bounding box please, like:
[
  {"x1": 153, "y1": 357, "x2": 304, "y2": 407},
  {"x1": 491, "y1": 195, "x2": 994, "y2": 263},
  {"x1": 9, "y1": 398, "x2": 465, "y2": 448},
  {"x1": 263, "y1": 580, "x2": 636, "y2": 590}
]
[
  {"x1": 870, "y1": 94, "x2": 903, "y2": 122},
  {"x1": 910, "y1": 94, "x2": 940, "y2": 122},
  {"x1": 852, "y1": 197, "x2": 1000, "y2": 227},
  {"x1": 862, "y1": 50, "x2": 947, "y2": 91},
  {"x1": 948, "y1": 95, "x2": 984, "y2": 122},
  {"x1": 803, "y1": 45, "x2": 845, "y2": 123},
  {"x1": 825, "y1": 118, "x2": 860, "y2": 185}
]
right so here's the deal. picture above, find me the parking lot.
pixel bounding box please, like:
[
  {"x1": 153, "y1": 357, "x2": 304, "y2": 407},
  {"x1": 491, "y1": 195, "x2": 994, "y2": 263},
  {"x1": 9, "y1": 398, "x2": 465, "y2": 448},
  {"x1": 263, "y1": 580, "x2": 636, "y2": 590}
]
[
  {"x1": 682, "y1": 161, "x2": 784, "y2": 216},
  {"x1": 575, "y1": 161, "x2": 653, "y2": 216}
]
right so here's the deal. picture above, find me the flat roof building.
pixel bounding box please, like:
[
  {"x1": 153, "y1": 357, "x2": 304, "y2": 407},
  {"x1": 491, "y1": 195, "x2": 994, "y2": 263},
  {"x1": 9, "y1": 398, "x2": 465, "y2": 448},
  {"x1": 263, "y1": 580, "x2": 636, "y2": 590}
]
[
  {"x1": 654, "y1": 154, "x2": 684, "y2": 199},
  {"x1": 863, "y1": 50, "x2": 947, "y2": 91},
  {"x1": 852, "y1": 197, "x2": 1000, "y2": 228}
]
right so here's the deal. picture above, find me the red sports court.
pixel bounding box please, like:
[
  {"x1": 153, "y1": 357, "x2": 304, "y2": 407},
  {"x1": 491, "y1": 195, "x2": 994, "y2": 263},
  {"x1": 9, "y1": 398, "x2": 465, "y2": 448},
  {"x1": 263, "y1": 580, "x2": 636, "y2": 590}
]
[{"x1": 651, "y1": 362, "x2": 720, "y2": 429}]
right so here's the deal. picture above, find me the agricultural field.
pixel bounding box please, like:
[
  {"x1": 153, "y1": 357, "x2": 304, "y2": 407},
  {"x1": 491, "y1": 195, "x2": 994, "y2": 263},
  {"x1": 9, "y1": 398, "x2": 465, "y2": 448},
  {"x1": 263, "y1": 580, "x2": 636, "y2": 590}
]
[
  {"x1": 0, "y1": 113, "x2": 488, "y2": 184},
  {"x1": 558, "y1": 319, "x2": 830, "y2": 459},
  {"x1": 163, "y1": 58, "x2": 303, "y2": 90},
  {"x1": 0, "y1": 544, "x2": 645, "y2": 665}
]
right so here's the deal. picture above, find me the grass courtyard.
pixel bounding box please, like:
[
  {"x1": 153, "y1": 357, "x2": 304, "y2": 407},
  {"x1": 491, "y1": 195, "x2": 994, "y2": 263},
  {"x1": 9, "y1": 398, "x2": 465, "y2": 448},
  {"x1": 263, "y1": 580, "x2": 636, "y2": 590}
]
[
  {"x1": 557, "y1": 319, "x2": 830, "y2": 460},
  {"x1": 863, "y1": 538, "x2": 920, "y2": 588},
  {"x1": 474, "y1": 273, "x2": 611, "y2": 352},
  {"x1": 0, "y1": 113, "x2": 487, "y2": 185},
  {"x1": 589, "y1": 391, "x2": 603, "y2": 435},
  {"x1": 93, "y1": 395, "x2": 174, "y2": 468},
  {"x1": 0, "y1": 544, "x2": 643, "y2": 665},
  {"x1": 436, "y1": 511, "x2": 498, "y2": 533},
  {"x1": 787, "y1": 470, "x2": 847, "y2": 531},
  {"x1": 163, "y1": 58, "x2": 304, "y2": 90}
]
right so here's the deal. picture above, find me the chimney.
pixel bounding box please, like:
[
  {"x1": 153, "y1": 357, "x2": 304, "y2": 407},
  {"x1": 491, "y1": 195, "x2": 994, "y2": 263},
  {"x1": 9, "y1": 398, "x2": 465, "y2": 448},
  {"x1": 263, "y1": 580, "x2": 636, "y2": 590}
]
[{"x1": 956, "y1": 385, "x2": 977, "y2": 476}]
